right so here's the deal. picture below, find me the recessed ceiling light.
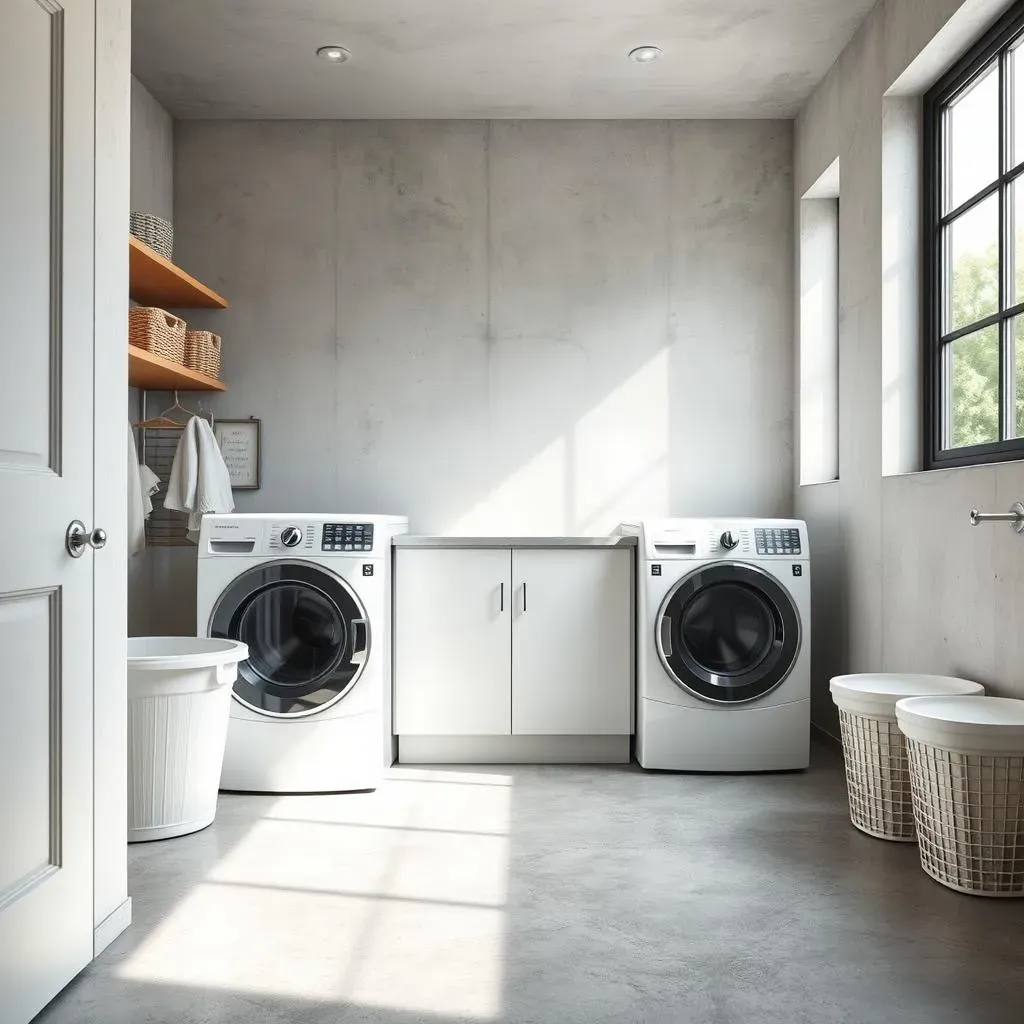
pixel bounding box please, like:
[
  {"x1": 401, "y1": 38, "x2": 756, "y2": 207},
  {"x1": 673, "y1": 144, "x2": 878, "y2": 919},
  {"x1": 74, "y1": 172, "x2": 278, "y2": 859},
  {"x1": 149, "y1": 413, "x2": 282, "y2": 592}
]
[
  {"x1": 628, "y1": 45, "x2": 663, "y2": 63},
  {"x1": 316, "y1": 45, "x2": 351, "y2": 64}
]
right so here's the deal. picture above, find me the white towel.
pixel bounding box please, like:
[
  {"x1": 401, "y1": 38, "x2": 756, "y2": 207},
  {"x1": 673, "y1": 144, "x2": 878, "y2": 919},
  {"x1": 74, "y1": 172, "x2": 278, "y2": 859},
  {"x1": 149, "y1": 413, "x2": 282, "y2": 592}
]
[
  {"x1": 140, "y1": 464, "x2": 160, "y2": 517},
  {"x1": 163, "y1": 416, "x2": 234, "y2": 539},
  {"x1": 127, "y1": 422, "x2": 161, "y2": 556}
]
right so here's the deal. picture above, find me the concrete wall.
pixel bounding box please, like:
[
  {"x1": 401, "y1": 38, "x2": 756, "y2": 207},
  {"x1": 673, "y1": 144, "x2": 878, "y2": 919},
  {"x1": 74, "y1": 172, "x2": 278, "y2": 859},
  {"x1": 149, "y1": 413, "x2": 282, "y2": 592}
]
[
  {"x1": 794, "y1": 0, "x2": 1024, "y2": 735},
  {"x1": 151, "y1": 119, "x2": 795, "y2": 630},
  {"x1": 130, "y1": 77, "x2": 173, "y2": 220},
  {"x1": 128, "y1": 77, "x2": 175, "y2": 636}
]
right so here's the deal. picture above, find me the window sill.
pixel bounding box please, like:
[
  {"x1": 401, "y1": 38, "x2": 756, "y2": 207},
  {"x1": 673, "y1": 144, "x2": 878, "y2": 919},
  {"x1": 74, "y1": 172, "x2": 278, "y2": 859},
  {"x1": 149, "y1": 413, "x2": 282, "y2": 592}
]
[{"x1": 885, "y1": 456, "x2": 1024, "y2": 481}]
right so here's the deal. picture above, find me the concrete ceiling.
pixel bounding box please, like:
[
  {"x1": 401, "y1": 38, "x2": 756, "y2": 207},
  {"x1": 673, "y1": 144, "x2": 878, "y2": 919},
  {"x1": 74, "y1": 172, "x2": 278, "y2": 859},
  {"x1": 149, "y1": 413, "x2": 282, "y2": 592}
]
[{"x1": 132, "y1": 0, "x2": 874, "y2": 120}]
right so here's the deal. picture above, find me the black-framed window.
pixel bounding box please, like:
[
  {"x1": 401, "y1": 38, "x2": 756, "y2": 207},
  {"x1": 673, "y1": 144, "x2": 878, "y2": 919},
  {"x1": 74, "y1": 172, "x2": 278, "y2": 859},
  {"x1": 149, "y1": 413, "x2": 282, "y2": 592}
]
[{"x1": 924, "y1": 3, "x2": 1024, "y2": 468}]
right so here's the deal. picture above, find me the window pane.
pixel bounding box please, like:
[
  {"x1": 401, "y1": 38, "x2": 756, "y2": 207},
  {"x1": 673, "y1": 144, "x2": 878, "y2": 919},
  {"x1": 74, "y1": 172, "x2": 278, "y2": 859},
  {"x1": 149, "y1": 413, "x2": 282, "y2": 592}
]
[
  {"x1": 1012, "y1": 39, "x2": 1024, "y2": 168},
  {"x1": 1015, "y1": 317, "x2": 1024, "y2": 437},
  {"x1": 946, "y1": 192, "x2": 999, "y2": 332},
  {"x1": 1013, "y1": 175, "x2": 1024, "y2": 307},
  {"x1": 947, "y1": 62, "x2": 999, "y2": 211},
  {"x1": 949, "y1": 324, "x2": 1000, "y2": 447}
]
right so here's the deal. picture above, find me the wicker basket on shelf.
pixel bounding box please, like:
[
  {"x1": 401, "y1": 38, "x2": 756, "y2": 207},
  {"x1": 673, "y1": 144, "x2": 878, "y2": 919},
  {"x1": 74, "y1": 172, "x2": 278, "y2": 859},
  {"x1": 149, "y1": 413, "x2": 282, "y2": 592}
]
[
  {"x1": 129, "y1": 307, "x2": 187, "y2": 364},
  {"x1": 129, "y1": 211, "x2": 174, "y2": 260},
  {"x1": 183, "y1": 330, "x2": 222, "y2": 379}
]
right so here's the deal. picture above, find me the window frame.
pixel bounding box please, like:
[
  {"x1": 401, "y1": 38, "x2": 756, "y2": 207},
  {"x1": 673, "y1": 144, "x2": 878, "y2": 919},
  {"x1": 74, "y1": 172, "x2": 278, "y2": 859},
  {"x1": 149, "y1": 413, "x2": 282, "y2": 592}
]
[{"x1": 923, "y1": 3, "x2": 1024, "y2": 469}]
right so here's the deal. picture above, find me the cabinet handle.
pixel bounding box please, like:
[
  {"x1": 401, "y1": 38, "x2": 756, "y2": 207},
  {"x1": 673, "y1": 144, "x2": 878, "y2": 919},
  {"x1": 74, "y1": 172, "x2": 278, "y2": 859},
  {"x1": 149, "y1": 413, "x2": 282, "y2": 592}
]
[
  {"x1": 500, "y1": 582, "x2": 505, "y2": 612},
  {"x1": 522, "y1": 581, "x2": 527, "y2": 613}
]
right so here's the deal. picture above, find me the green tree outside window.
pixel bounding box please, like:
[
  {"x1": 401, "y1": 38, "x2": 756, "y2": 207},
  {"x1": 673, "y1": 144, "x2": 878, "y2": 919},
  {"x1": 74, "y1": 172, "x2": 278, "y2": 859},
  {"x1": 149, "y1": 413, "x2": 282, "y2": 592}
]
[{"x1": 949, "y1": 243, "x2": 1024, "y2": 446}]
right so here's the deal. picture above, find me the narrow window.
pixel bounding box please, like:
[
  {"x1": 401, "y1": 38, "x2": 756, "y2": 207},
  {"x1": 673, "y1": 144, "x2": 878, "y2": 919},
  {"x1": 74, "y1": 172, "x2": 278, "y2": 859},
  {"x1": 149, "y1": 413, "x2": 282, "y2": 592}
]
[{"x1": 800, "y1": 159, "x2": 840, "y2": 484}]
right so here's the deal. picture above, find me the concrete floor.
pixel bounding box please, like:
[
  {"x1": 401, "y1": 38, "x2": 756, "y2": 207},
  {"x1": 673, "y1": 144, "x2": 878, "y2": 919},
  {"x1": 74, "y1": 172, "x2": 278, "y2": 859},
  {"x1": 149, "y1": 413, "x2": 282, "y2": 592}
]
[{"x1": 37, "y1": 743, "x2": 1024, "y2": 1024}]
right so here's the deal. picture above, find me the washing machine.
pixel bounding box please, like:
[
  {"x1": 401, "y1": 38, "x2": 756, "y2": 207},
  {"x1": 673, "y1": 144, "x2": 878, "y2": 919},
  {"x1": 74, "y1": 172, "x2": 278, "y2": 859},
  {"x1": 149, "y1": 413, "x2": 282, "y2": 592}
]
[
  {"x1": 197, "y1": 513, "x2": 408, "y2": 793},
  {"x1": 619, "y1": 518, "x2": 810, "y2": 772}
]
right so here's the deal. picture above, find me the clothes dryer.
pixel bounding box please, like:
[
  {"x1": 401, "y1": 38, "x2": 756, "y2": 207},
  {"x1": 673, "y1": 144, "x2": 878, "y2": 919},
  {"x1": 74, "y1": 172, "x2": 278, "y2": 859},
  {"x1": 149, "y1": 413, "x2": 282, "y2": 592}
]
[{"x1": 196, "y1": 513, "x2": 408, "y2": 792}]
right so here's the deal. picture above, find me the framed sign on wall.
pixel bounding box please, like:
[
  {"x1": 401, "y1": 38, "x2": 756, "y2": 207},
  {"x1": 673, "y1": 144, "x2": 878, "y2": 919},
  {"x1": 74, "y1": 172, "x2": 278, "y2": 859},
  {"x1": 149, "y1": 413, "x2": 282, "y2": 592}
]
[{"x1": 214, "y1": 418, "x2": 261, "y2": 490}]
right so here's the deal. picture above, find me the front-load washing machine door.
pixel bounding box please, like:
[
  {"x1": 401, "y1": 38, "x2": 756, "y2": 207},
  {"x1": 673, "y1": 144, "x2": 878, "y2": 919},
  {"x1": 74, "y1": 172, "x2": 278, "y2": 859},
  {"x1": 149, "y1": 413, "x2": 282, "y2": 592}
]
[
  {"x1": 656, "y1": 562, "x2": 800, "y2": 704},
  {"x1": 209, "y1": 560, "x2": 370, "y2": 718}
]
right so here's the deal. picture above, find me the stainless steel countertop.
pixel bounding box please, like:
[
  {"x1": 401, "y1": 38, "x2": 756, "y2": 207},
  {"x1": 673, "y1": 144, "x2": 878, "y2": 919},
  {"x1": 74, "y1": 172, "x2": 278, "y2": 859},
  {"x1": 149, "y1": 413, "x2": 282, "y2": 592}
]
[{"x1": 393, "y1": 535, "x2": 637, "y2": 549}]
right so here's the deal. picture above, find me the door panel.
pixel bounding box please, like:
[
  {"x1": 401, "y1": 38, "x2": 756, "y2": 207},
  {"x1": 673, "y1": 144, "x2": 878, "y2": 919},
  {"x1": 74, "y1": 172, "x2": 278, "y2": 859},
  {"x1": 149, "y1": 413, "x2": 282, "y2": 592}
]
[
  {"x1": 512, "y1": 549, "x2": 632, "y2": 735},
  {"x1": 0, "y1": 0, "x2": 57, "y2": 472},
  {"x1": 394, "y1": 548, "x2": 512, "y2": 736},
  {"x1": 0, "y1": 1, "x2": 97, "y2": 1020},
  {"x1": 0, "y1": 591, "x2": 58, "y2": 893}
]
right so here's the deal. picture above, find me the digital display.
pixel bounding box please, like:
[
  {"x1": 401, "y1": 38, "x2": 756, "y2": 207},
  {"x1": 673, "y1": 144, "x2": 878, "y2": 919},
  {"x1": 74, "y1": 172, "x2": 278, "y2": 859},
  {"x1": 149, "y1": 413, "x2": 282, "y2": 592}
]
[
  {"x1": 322, "y1": 523, "x2": 374, "y2": 552},
  {"x1": 754, "y1": 527, "x2": 801, "y2": 555}
]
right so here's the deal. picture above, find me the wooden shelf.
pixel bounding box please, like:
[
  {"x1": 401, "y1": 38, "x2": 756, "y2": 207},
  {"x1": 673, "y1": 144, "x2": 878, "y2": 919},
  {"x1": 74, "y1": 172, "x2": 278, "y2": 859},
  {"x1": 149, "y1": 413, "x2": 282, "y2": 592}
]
[
  {"x1": 128, "y1": 347, "x2": 228, "y2": 392},
  {"x1": 129, "y1": 236, "x2": 229, "y2": 309}
]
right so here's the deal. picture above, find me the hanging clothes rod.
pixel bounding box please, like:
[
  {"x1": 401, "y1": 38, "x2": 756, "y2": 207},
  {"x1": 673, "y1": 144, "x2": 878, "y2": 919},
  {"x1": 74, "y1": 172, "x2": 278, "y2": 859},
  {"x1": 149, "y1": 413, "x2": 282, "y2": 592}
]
[
  {"x1": 134, "y1": 390, "x2": 213, "y2": 430},
  {"x1": 969, "y1": 502, "x2": 1024, "y2": 533}
]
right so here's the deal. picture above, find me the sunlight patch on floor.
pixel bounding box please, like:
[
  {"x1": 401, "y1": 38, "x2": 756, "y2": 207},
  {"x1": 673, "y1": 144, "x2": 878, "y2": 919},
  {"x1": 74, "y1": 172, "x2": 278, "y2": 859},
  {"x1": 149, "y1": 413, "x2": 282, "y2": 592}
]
[
  {"x1": 116, "y1": 769, "x2": 513, "y2": 1020},
  {"x1": 204, "y1": 817, "x2": 510, "y2": 908}
]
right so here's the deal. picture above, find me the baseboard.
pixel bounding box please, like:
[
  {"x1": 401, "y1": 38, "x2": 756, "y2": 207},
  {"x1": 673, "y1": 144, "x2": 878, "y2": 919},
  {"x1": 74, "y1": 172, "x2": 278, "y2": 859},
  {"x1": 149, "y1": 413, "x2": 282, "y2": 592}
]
[
  {"x1": 94, "y1": 897, "x2": 132, "y2": 957},
  {"x1": 398, "y1": 734, "x2": 631, "y2": 764},
  {"x1": 811, "y1": 722, "x2": 842, "y2": 751}
]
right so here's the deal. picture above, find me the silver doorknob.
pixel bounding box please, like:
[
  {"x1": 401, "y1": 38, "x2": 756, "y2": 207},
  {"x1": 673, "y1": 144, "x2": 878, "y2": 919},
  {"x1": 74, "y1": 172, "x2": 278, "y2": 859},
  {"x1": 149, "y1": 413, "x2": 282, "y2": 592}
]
[{"x1": 66, "y1": 520, "x2": 108, "y2": 558}]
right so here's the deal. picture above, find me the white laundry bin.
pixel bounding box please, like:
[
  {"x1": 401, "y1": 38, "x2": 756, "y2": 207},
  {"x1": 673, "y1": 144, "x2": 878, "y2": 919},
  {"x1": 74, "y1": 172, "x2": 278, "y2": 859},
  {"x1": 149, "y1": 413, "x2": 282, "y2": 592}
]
[
  {"x1": 127, "y1": 637, "x2": 248, "y2": 842},
  {"x1": 830, "y1": 674, "x2": 984, "y2": 841},
  {"x1": 897, "y1": 695, "x2": 1024, "y2": 896}
]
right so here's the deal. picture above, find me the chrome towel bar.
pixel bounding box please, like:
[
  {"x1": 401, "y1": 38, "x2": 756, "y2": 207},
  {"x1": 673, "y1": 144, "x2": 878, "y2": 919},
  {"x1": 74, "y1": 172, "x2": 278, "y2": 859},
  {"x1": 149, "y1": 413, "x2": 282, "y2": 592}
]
[{"x1": 969, "y1": 502, "x2": 1024, "y2": 533}]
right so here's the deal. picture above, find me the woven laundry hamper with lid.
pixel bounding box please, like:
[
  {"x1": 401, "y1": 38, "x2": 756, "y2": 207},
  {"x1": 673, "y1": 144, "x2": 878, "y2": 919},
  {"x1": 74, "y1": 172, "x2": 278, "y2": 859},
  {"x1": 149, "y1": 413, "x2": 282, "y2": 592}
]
[
  {"x1": 830, "y1": 674, "x2": 984, "y2": 841},
  {"x1": 897, "y1": 695, "x2": 1024, "y2": 896}
]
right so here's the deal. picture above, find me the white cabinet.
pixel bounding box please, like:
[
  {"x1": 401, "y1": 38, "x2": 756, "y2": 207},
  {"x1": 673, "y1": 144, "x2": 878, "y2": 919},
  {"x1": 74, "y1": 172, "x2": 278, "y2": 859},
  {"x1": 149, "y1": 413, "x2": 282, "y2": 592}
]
[
  {"x1": 512, "y1": 548, "x2": 631, "y2": 735},
  {"x1": 393, "y1": 547, "x2": 512, "y2": 735},
  {"x1": 394, "y1": 545, "x2": 632, "y2": 745}
]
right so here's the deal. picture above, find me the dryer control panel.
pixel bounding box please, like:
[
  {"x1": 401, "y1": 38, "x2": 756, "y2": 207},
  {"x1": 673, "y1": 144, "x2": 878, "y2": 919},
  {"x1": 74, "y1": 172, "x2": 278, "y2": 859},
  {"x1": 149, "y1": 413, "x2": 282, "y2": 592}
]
[{"x1": 198, "y1": 514, "x2": 408, "y2": 559}]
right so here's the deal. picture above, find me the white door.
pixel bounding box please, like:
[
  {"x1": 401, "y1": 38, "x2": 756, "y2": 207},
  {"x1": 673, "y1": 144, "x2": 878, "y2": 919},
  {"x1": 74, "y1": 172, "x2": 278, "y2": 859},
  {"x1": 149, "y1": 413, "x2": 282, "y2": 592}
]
[
  {"x1": 0, "y1": 2, "x2": 98, "y2": 1020},
  {"x1": 512, "y1": 549, "x2": 632, "y2": 735},
  {"x1": 394, "y1": 548, "x2": 512, "y2": 735}
]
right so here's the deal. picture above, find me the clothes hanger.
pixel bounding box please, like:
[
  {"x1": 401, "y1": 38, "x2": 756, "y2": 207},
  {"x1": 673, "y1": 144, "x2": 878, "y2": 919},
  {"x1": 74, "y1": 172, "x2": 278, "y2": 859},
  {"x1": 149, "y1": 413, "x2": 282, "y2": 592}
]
[{"x1": 133, "y1": 392, "x2": 214, "y2": 430}]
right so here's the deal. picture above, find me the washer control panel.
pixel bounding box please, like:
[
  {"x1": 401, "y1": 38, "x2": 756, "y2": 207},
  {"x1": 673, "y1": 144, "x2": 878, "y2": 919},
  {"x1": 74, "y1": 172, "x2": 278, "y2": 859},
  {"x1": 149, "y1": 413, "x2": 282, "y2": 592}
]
[
  {"x1": 755, "y1": 527, "x2": 801, "y2": 555},
  {"x1": 322, "y1": 522, "x2": 375, "y2": 552}
]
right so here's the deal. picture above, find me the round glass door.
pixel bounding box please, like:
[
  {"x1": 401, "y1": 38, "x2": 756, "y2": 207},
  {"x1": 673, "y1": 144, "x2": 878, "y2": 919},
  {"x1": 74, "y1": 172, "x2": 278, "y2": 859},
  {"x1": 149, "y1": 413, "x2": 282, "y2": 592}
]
[
  {"x1": 209, "y1": 561, "x2": 370, "y2": 718},
  {"x1": 656, "y1": 563, "x2": 800, "y2": 704}
]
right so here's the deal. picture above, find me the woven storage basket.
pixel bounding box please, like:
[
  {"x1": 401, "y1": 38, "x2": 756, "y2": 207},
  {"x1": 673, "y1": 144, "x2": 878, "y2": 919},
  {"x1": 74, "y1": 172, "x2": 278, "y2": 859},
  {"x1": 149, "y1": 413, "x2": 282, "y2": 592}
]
[
  {"x1": 129, "y1": 307, "x2": 186, "y2": 364},
  {"x1": 183, "y1": 330, "x2": 222, "y2": 379},
  {"x1": 130, "y1": 211, "x2": 174, "y2": 260},
  {"x1": 830, "y1": 675, "x2": 984, "y2": 842},
  {"x1": 898, "y1": 696, "x2": 1024, "y2": 897}
]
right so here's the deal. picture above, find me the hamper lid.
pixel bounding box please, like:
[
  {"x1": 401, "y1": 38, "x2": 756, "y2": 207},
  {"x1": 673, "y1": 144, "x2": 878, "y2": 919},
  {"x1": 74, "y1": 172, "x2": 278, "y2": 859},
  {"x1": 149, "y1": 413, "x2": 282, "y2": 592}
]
[
  {"x1": 127, "y1": 636, "x2": 249, "y2": 672},
  {"x1": 895, "y1": 695, "x2": 1024, "y2": 753},
  {"x1": 830, "y1": 674, "x2": 984, "y2": 718}
]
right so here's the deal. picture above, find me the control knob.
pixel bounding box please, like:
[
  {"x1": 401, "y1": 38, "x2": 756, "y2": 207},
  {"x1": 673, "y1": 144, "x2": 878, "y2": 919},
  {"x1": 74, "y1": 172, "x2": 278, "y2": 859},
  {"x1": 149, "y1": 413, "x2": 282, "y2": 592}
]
[
  {"x1": 720, "y1": 530, "x2": 739, "y2": 551},
  {"x1": 280, "y1": 526, "x2": 303, "y2": 548}
]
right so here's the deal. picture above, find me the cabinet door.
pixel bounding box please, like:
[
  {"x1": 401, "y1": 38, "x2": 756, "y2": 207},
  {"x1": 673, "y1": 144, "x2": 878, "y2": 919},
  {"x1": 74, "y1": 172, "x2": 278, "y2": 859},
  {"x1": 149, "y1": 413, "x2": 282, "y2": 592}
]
[
  {"x1": 512, "y1": 548, "x2": 632, "y2": 735},
  {"x1": 394, "y1": 548, "x2": 512, "y2": 735}
]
